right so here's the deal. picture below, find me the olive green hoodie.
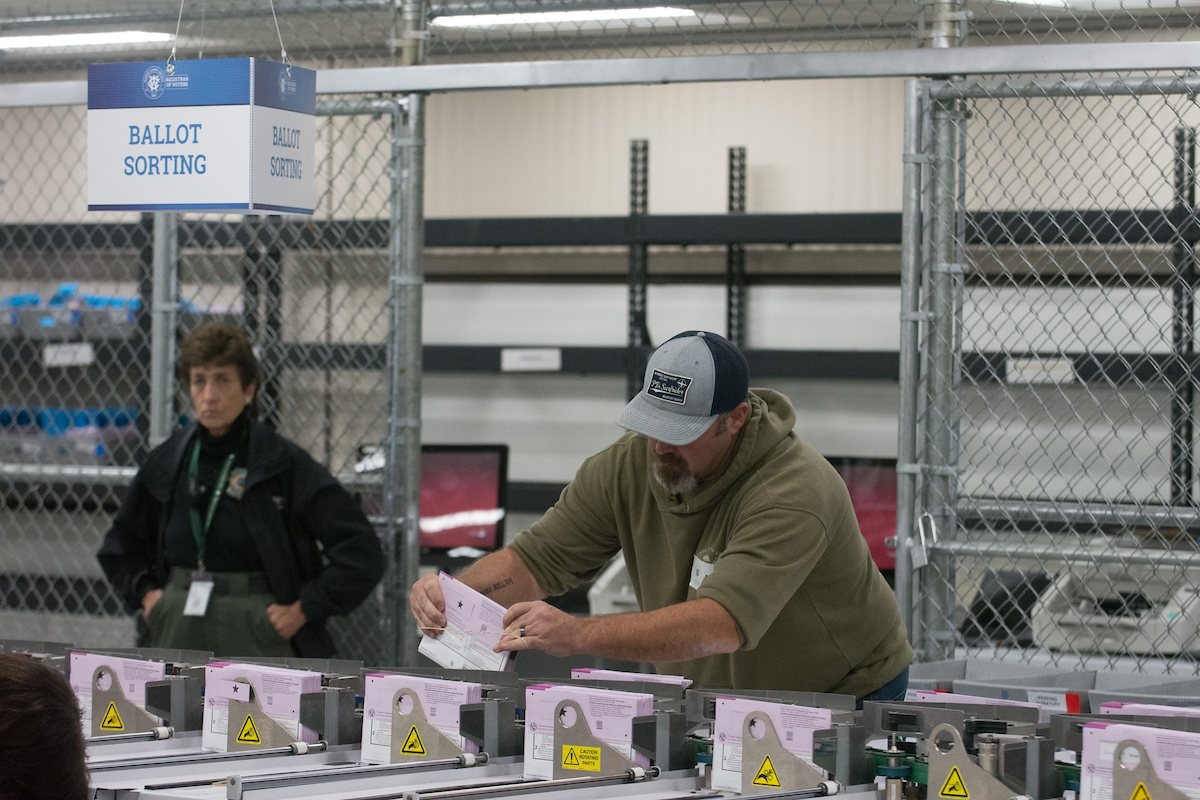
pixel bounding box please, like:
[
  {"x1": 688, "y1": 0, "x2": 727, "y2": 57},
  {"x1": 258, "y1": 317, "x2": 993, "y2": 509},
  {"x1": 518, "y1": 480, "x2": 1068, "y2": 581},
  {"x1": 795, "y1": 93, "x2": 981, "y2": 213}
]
[{"x1": 510, "y1": 388, "x2": 911, "y2": 696}]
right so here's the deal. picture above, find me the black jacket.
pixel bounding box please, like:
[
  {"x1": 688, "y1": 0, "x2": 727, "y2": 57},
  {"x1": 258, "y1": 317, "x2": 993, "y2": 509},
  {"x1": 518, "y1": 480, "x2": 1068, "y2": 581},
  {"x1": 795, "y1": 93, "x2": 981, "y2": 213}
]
[{"x1": 98, "y1": 419, "x2": 385, "y2": 657}]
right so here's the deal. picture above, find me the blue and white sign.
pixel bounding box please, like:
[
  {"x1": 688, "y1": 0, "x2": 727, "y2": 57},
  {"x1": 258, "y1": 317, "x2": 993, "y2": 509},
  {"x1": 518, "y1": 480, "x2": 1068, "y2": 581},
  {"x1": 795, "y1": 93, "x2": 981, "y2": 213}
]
[{"x1": 87, "y1": 58, "x2": 315, "y2": 214}]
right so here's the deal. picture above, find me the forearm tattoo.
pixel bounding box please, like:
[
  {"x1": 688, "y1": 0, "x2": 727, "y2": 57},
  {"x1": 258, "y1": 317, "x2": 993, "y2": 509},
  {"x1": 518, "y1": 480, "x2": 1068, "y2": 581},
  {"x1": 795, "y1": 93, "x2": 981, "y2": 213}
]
[{"x1": 480, "y1": 577, "x2": 514, "y2": 597}]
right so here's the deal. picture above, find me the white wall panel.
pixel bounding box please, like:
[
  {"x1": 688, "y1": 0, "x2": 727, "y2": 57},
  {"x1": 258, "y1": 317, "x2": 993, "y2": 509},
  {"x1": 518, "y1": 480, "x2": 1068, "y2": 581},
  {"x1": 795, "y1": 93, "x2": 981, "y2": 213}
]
[
  {"x1": 749, "y1": 285, "x2": 901, "y2": 350},
  {"x1": 422, "y1": 374, "x2": 628, "y2": 483},
  {"x1": 774, "y1": 379, "x2": 899, "y2": 458},
  {"x1": 424, "y1": 78, "x2": 906, "y2": 218},
  {"x1": 421, "y1": 374, "x2": 898, "y2": 483},
  {"x1": 423, "y1": 282, "x2": 903, "y2": 349},
  {"x1": 424, "y1": 284, "x2": 628, "y2": 345},
  {"x1": 644, "y1": 284, "x2": 727, "y2": 342}
]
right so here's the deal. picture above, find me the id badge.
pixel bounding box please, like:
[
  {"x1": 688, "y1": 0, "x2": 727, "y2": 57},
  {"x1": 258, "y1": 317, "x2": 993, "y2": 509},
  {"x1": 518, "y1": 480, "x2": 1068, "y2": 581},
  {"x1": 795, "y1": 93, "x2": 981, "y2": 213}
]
[{"x1": 182, "y1": 571, "x2": 215, "y2": 617}]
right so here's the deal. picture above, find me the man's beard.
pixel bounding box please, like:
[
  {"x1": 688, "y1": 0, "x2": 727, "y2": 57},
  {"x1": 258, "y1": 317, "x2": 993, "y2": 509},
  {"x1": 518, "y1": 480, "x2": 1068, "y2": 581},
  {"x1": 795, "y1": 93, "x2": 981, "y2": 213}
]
[{"x1": 651, "y1": 452, "x2": 698, "y2": 494}]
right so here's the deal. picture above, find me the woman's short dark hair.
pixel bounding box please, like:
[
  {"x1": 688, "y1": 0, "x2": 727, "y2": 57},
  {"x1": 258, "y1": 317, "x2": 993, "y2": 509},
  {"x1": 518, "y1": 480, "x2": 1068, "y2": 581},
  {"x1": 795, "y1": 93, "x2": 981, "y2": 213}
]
[
  {"x1": 178, "y1": 321, "x2": 263, "y2": 417},
  {"x1": 0, "y1": 654, "x2": 89, "y2": 800}
]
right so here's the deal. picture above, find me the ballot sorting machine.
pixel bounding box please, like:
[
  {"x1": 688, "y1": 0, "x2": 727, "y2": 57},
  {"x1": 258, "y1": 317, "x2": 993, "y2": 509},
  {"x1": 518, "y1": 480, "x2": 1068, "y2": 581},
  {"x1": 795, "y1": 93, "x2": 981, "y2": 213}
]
[{"x1": 5, "y1": 643, "x2": 1196, "y2": 800}]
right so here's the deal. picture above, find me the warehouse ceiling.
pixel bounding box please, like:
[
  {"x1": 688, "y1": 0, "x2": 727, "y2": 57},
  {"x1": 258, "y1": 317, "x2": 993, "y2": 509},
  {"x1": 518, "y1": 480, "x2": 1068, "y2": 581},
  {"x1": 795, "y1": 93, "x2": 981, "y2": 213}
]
[{"x1": 0, "y1": 0, "x2": 1194, "y2": 73}]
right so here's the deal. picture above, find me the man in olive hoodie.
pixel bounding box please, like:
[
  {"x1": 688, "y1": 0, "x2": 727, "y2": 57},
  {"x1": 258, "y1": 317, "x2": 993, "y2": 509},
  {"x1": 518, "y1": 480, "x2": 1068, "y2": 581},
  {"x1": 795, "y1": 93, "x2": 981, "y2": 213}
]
[{"x1": 411, "y1": 331, "x2": 911, "y2": 699}]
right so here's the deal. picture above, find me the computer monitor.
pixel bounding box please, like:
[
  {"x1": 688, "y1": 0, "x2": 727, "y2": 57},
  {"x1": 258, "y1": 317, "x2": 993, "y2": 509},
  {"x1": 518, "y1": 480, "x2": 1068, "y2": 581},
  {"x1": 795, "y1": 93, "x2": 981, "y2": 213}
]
[{"x1": 419, "y1": 444, "x2": 509, "y2": 552}]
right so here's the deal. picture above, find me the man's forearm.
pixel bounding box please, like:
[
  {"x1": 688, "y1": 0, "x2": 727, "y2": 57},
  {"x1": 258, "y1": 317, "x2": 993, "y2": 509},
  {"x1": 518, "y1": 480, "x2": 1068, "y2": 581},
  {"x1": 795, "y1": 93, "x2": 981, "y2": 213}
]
[
  {"x1": 457, "y1": 547, "x2": 545, "y2": 607},
  {"x1": 574, "y1": 598, "x2": 740, "y2": 663}
]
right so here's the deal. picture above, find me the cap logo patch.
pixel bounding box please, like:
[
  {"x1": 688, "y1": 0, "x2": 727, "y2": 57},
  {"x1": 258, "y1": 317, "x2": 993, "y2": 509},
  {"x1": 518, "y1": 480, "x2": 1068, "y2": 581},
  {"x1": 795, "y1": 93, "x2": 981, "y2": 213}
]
[{"x1": 647, "y1": 369, "x2": 692, "y2": 405}]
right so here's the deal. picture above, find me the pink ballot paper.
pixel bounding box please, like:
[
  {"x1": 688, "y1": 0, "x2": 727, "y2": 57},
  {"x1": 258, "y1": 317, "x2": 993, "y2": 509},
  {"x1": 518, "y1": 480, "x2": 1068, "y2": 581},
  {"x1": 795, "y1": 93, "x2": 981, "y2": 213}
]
[
  {"x1": 571, "y1": 668, "x2": 692, "y2": 687},
  {"x1": 1080, "y1": 722, "x2": 1200, "y2": 800},
  {"x1": 417, "y1": 572, "x2": 513, "y2": 672},
  {"x1": 70, "y1": 652, "x2": 166, "y2": 731},
  {"x1": 361, "y1": 673, "x2": 483, "y2": 764},
  {"x1": 711, "y1": 697, "x2": 831, "y2": 792},
  {"x1": 1100, "y1": 702, "x2": 1200, "y2": 718},
  {"x1": 523, "y1": 684, "x2": 654, "y2": 780},
  {"x1": 201, "y1": 662, "x2": 322, "y2": 752}
]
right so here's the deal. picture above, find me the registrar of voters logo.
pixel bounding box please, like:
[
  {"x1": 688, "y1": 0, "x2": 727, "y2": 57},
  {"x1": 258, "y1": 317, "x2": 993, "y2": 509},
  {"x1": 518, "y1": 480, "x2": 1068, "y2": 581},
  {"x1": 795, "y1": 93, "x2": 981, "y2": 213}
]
[{"x1": 142, "y1": 66, "x2": 165, "y2": 99}]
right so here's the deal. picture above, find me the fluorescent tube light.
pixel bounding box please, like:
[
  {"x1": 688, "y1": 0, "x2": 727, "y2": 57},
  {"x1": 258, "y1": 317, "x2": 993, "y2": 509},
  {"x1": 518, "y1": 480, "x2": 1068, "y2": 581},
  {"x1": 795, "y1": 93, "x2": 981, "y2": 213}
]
[
  {"x1": 0, "y1": 31, "x2": 174, "y2": 50},
  {"x1": 431, "y1": 7, "x2": 697, "y2": 27},
  {"x1": 994, "y1": 0, "x2": 1200, "y2": 7}
]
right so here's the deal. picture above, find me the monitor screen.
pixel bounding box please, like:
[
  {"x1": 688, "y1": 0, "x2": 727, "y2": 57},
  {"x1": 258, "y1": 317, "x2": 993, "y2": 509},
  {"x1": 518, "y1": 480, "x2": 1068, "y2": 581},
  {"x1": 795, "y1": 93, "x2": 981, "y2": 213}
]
[
  {"x1": 828, "y1": 457, "x2": 897, "y2": 571},
  {"x1": 418, "y1": 445, "x2": 508, "y2": 552}
]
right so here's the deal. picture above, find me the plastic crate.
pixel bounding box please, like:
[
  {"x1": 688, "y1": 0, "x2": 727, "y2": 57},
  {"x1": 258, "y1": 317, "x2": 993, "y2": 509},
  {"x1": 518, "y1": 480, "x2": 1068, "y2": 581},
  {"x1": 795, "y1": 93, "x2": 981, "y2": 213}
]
[
  {"x1": 79, "y1": 307, "x2": 137, "y2": 340},
  {"x1": 1088, "y1": 673, "x2": 1200, "y2": 707},
  {"x1": 0, "y1": 309, "x2": 18, "y2": 340},
  {"x1": 0, "y1": 406, "x2": 138, "y2": 465},
  {"x1": 17, "y1": 308, "x2": 79, "y2": 342}
]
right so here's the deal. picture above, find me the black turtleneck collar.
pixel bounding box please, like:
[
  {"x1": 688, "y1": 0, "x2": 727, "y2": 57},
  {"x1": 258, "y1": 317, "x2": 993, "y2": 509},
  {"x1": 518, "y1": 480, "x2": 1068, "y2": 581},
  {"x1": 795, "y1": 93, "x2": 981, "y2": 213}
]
[{"x1": 198, "y1": 409, "x2": 251, "y2": 456}]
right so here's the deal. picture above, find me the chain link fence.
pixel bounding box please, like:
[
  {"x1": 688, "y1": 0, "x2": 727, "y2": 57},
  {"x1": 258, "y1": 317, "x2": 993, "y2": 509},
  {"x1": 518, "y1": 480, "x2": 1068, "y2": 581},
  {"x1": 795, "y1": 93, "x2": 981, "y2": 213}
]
[
  {"x1": 0, "y1": 96, "x2": 408, "y2": 663},
  {"x1": 7, "y1": 0, "x2": 1200, "y2": 672},
  {"x1": 0, "y1": 101, "x2": 147, "y2": 647},
  {"x1": 904, "y1": 72, "x2": 1200, "y2": 672},
  {"x1": 0, "y1": 0, "x2": 1198, "y2": 74},
  {"x1": 176, "y1": 102, "x2": 404, "y2": 664}
]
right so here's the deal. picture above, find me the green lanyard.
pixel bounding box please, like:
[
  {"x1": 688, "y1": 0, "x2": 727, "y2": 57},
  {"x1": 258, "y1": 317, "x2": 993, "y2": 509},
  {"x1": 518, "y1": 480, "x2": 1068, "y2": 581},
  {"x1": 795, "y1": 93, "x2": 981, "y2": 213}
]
[{"x1": 188, "y1": 440, "x2": 236, "y2": 574}]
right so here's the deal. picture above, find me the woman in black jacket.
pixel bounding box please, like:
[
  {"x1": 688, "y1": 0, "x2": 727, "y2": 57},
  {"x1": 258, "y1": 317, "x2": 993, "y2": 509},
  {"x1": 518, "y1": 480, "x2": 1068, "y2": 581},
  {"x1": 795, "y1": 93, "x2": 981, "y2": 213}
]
[{"x1": 98, "y1": 321, "x2": 384, "y2": 657}]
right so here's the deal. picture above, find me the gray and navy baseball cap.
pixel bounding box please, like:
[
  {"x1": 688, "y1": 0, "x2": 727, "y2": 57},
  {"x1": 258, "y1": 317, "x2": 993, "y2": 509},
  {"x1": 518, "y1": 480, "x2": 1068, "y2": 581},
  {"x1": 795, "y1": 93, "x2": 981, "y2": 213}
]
[{"x1": 618, "y1": 331, "x2": 751, "y2": 446}]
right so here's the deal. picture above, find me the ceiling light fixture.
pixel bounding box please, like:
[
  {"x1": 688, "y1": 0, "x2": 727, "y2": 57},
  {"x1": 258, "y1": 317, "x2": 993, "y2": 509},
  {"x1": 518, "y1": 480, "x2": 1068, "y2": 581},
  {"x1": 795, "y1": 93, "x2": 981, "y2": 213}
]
[
  {"x1": 431, "y1": 7, "x2": 697, "y2": 27},
  {"x1": 0, "y1": 31, "x2": 174, "y2": 50},
  {"x1": 994, "y1": 0, "x2": 1200, "y2": 8}
]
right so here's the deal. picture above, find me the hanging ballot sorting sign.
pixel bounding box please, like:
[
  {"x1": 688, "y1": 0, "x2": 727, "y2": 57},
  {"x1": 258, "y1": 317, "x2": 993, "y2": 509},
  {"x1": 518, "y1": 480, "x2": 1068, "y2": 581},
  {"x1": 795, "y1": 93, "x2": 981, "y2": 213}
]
[{"x1": 87, "y1": 58, "x2": 315, "y2": 214}]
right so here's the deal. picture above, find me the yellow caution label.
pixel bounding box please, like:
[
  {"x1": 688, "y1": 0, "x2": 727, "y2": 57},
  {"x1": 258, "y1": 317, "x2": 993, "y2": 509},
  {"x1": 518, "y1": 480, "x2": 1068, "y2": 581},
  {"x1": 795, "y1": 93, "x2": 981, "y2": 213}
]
[
  {"x1": 401, "y1": 726, "x2": 427, "y2": 756},
  {"x1": 1131, "y1": 782, "x2": 1153, "y2": 800},
  {"x1": 236, "y1": 714, "x2": 262, "y2": 745},
  {"x1": 561, "y1": 745, "x2": 601, "y2": 771},
  {"x1": 100, "y1": 701, "x2": 125, "y2": 731},
  {"x1": 753, "y1": 755, "x2": 783, "y2": 787},
  {"x1": 939, "y1": 766, "x2": 970, "y2": 799}
]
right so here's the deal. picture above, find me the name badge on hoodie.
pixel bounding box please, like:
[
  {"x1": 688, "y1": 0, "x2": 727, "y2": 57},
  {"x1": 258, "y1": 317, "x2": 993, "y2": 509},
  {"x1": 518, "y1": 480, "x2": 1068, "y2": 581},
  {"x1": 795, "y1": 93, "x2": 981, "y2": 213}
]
[{"x1": 689, "y1": 555, "x2": 715, "y2": 590}]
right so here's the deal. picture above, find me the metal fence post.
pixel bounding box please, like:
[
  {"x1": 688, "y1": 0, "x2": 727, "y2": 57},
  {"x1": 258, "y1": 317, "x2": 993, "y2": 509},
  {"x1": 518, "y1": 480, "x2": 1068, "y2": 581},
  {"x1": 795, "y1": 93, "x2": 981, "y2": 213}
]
[
  {"x1": 912, "y1": 0, "x2": 966, "y2": 663},
  {"x1": 926, "y1": 0, "x2": 965, "y2": 48},
  {"x1": 383, "y1": 99, "x2": 408, "y2": 668},
  {"x1": 920, "y1": 90, "x2": 961, "y2": 663},
  {"x1": 150, "y1": 212, "x2": 179, "y2": 448},
  {"x1": 895, "y1": 80, "x2": 925, "y2": 641},
  {"x1": 381, "y1": 94, "x2": 428, "y2": 668},
  {"x1": 398, "y1": 92, "x2": 427, "y2": 667}
]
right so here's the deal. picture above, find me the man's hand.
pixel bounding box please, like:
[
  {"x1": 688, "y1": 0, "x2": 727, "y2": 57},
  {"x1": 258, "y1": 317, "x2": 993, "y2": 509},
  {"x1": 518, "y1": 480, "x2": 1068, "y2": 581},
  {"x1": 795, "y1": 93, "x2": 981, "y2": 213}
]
[
  {"x1": 141, "y1": 588, "x2": 163, "y2": 617},
  {"x1": 497, "y1": 598, "x2": 740, "y2": 664},
  {"x1": 410, "y1": 572, "x2": 447, "y2": 638},
  {"x1": 267, "y1": 600, "x2": 307, "y2": 640},
  {"x1": 496, "y1": 601, "x2": 583, "y2": 658}
]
